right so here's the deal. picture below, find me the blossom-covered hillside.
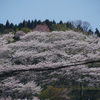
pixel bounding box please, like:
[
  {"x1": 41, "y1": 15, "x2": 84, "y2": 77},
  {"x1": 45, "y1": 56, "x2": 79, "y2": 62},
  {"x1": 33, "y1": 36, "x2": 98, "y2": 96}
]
[{"x1": 0, "y1": 31, "x2": 100, "y2": 99}]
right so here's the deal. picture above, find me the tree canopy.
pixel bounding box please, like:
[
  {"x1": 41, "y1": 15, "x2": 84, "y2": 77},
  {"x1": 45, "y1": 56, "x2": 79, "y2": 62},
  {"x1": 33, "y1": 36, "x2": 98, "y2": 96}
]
[{"x1": 0, "y1": 31, "x2": 100, "y2": 99}]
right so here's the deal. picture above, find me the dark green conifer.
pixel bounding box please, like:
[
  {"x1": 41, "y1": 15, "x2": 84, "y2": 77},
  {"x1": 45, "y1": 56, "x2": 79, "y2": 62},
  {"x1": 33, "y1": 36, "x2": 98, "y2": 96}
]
[{"x1": 95, "y1": 28, "x2": 100, "y2": 37}]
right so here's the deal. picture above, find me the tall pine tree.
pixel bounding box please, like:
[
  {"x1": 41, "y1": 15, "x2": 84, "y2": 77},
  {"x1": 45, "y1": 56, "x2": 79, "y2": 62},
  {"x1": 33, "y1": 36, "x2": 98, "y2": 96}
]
[
  {"x1": 5, "y1": 20, "x2": 10, "y2": 29},
  {"x1": 95, "y1": 28, "x2": 100, "y2": 37}
]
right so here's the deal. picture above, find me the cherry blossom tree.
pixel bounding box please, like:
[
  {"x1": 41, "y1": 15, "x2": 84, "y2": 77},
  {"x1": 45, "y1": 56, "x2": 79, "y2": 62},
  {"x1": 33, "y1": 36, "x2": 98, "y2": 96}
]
[{"x1": 0, "y1": 30, "x2": 100, "y2": 99}]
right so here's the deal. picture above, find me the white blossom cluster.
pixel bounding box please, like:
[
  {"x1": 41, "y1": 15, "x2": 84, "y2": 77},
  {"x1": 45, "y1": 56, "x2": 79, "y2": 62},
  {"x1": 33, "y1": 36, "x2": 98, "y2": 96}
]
[
  {"x1": 2, "y1": 31, "x2": 100, "y2": 66},
  {"x1": 0, "y1": 33, "x2": 14, "y2": 46},
  {"x1": 0, "y1": 30, "x2": 100, "y2": 98}
]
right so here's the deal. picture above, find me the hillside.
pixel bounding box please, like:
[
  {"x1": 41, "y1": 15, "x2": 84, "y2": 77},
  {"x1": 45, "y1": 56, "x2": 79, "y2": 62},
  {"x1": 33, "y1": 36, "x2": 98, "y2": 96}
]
[{"x1": 0, "y1": 31, "x2": 100, "y2": 99}]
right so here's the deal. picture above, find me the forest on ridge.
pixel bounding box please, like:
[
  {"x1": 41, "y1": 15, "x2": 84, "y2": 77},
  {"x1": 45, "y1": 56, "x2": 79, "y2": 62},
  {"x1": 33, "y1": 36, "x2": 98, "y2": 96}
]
[{"x1": 0, "y1": 19, "x2": 100, "y2": 36}]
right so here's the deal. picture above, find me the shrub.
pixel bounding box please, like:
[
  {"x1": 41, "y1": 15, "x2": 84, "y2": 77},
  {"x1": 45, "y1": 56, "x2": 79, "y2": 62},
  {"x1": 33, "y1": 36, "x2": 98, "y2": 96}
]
[
  {"x1": 21, "y1": 27, "x2": 30, "y2": 33},
  {"x1": 51, "y1": 24, "x2": 67, "y2": 31},
  {"x1": 38, "y1": 86, "x2": 66, "y2": 100}
]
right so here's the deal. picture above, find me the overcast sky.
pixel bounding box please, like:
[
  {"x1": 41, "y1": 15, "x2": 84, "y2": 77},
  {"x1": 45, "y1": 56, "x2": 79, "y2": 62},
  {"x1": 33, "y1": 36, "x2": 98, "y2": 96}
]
[{"x1": 0, "y1": 0, "x2": 100, "y2": 31}]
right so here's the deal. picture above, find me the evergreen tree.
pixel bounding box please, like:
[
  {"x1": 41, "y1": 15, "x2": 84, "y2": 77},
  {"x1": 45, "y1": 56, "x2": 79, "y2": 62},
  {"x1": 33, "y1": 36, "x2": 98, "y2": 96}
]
[
  {"x1": 22, "y1": 20, "x2": 26, "y2": 27},
  {"x1": 30, "y1": 20, "x2": 34, "y2": 29},
  {"x1": 22, "y1": 20, "x2": 28, "y2": 27},
  {"x1": 9, "y1": 23, "x2": 14, "y2": 29},
  {"x1": 76, "y1": 25, "x2": 83, "y2": 32},
  {"x1": 18, "y1": 23, "x2": 23, "y2": 30},
  {"x1": 66, "y1": 22, "x2": 69, "y2": 29},
  {"x1": 48, "y1": 21, "x2": 53, "y2": 31},
  {"x1": 59, "y1": 20, "x2": 63, "y2": 24},
  {"x1": 66, "y1": 22, "x2": 73, "y2": 29},
  {"x1": 27, "y1": 20, "x2": 31, "y2": 29},
  {"x1": 37, "y1": 20, "x2": 42, "y2": 25},
  {"x1": 52, "y1": 20, "x2": 56, "y2": 24},
  {"x1": 95, "y1": 28, "x2": 100, "y2": 37},
  {"x1": 5, "y1": 20, "x2": 10, "y2": 29},
  {"x1": 44, "y1": 19, "x2": 50, "y2": 27},
  {"x1": 88, "y1": 29, "x2": 93, "y2": 36},
  {"x1": 34, "y1": 19, "x2": 37, "y2": 28},
  {"x1": 0, "y1": 23, "x2": 4, "y2": 33}
]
